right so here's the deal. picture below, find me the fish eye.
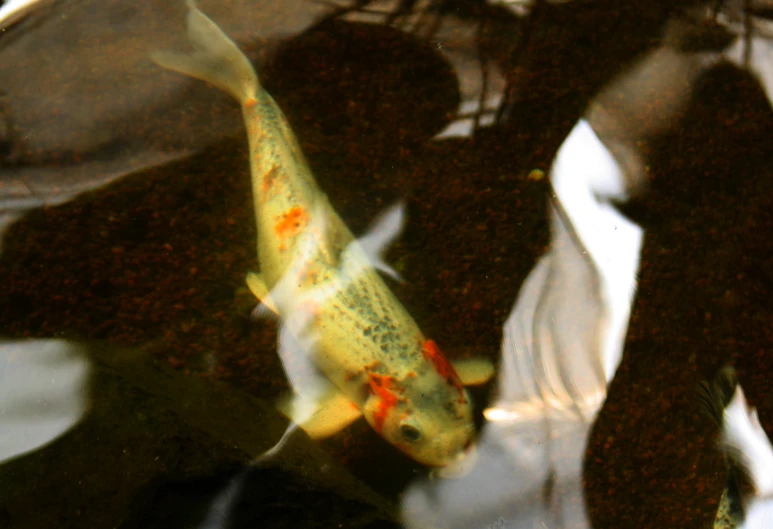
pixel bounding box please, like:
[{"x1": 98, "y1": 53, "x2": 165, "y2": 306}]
[{"x1": 400, "y1": 424, "x2": 422, "y2": 442}]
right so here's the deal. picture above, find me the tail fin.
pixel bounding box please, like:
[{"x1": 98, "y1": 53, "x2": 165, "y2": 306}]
[{"x1": 151, "y1": 0, "x2": 258, "y2": 104}]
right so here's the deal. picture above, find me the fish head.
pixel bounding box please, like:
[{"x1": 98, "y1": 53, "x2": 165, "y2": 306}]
[{"x1": 363, "y1": 367, "x2": 476, "y2": 468}]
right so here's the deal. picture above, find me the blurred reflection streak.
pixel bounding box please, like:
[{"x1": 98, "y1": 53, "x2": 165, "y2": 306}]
[
  {"x1": 0, "y1": 0, "x2": 44, "y2": 28},
  {"x1": 0, "y1": 151, "x2": 186, "y2": 240},
  {"x1": 195, "y1": 468, "x2": 250, "y2": 529},
  {"x1": 401, "y1": 119, "x2": 642, "y2": 529},
  {"x1": 0, "y1": 210, "x2": 20, "y2": 253},
  {"x1": 0, "y1": 339, "x2": 90, "y2": 464},
  {"x1": 490, "y1": 120, "x2": 643, "y2": 426}
]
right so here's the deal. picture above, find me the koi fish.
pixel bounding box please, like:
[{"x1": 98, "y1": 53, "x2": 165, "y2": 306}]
[{"x1": 151, "y1": 1, "x2": 493, "y2": 467}]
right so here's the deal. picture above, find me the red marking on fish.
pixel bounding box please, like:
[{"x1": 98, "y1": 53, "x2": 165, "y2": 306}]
[
  {"x1": 244, "y1": 97, "x2": 258, "y2": 108},
  {"x1": 368, "y1": 373, "x2": 399, "y2": 434},
  {"x1": 421, "y1": 339, "x2": 466, "y2": 402},
  {"x1": 274, "y1": 207, "x2": 307, "y2": 239}
]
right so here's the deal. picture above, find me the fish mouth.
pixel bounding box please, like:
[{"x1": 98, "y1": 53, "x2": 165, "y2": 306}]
[{"x1": 431, "y1": 440, "x2": 479, "y2": 479}]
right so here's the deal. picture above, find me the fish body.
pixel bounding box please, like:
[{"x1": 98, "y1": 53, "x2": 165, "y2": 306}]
[{"x1": 152, "y1": 1, "x2": 492, "y2": 467}]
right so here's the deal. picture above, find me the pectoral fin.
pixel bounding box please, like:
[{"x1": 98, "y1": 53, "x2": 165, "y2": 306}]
[
  {"x1": 278, "y1": 390, "x2": 362, "y2": 440},
  {"x1": 246, "y1": 271, "x2": 278, "y2": 315},
  {"x1": 356, "y1": 201, "x2": 406, "y2": 282},
  {"x1": 452, "y1": 358, "x2": 495, "y2": 386}
]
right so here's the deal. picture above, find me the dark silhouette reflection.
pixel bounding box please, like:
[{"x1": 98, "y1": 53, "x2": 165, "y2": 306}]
[
  {"x1": 122, "y1": 465, "x2": 399, "y2": 529},
  {"x1": 0, "y1": 340, "x2": 90, "y2": 465}
]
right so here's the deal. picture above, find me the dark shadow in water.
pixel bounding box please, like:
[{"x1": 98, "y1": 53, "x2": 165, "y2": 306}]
[
  {"x1": 0, "y1": 339, "x2": 396, "y2": 529},
  {"x1": 122, "y1": 465, "x2": 400, "y2": 529},
  {"x1": 586, "y1": 62, "x2": 773, "y2": 529}
]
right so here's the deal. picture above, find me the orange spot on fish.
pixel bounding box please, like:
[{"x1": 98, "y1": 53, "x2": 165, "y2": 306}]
[
  {"x1": 363, "y1": 361, "x2": 382, "y2": 373},
  {"x1": 262, "y1": 166, "x2": 280, "y2": 193},
  {"x1": 274, "y1": 207, "x2": 307, "y2": 239},
  {"x1": 421, "y1": 339, "x2": 466, "y2": 402},
  {"x1": 303, "y1": 269, "x2": 320, "y2": 284},
  {"x1": 368, "y1": 373, "x2": 399, "y2": 434},
  {"x1": 244, "y1": 97, "x2": 258, "y2": 108},
  {"x1": 297, "y1": 299, "x2": 320, "y2": 316}
]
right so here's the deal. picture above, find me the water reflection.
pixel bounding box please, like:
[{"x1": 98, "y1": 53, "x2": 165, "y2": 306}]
[
  {"x1": 0, "y1": 339, "x2": 90, "y2": 464},
  {"x1": 401, "y1": 116, "x2": 640, "y2": 529},
  {"x1": 2, "y1": 1, "x2": 773, "y2": 528},
  {"x1": 0, "y1": 0, "x2": 329, "y2": 245},
  {"x1": 0, "y1": 338, "x2": 398, "y2": 527},
  {"x1": 402, "y1": 5, "x2": 773, "y2": 529}
]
